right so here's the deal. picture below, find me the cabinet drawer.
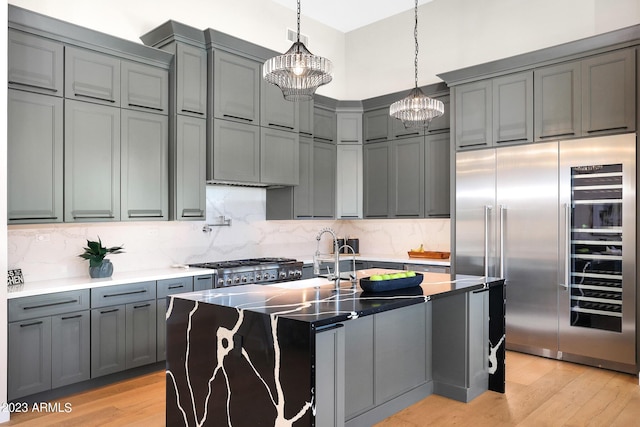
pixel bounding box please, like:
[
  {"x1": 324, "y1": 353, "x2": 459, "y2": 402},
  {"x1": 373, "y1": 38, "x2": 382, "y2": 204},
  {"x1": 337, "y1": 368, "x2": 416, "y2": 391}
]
[
  {"x1": 9, "y1": 289, "x2": 90, "y2": 322},
  {"x1": 91, "y1": 281, "x2": 156, "y2": 308},
  {"x1": 157, "y1": 277, "x2": 193, "y2": 299},
  {"x1": 194, "y1": 275, "x2": 214, "y2": 291}
]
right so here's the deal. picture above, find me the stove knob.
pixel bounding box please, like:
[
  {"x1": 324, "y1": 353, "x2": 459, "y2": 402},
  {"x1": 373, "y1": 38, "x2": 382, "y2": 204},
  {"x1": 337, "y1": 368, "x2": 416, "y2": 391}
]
[
  {"x1": 255, "y1": 273, "x2": 262, "y2": 281},
  {"x1": 241, "y1": 276, "x2": 248, "y2": 283},
  {"x1": 289, "y1": 270, "x2": 295, "y2": 277},
  {"x1": 226, "y1": 278, "x2": 233, "y2": 286},
  {"x1": 279, "y1": 272, "x2": 287, "y2": 279},
  {"x1": 218, "y1": 278, "x2": 225, "y2": 287},
  {"x1": 295, "y1": 269, "x2": 302, "y2": 277},
  {"x1": 234, "y1": 277, "x2": 241, "y2": 284}
]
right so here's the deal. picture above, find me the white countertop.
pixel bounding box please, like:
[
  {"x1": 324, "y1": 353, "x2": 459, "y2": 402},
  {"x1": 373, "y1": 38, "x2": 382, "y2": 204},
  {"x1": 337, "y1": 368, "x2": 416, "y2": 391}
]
[
  {"x1": 298, "y1": 253, "x2": 451, "y2": 266},
  {"x1": 7, "y1": 266, "x2": 215, "y2": 299}
]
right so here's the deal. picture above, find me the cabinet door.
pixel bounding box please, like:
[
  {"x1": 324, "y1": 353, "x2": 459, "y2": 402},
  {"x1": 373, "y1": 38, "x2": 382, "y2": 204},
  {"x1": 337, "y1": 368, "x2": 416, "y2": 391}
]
[
  {"x1": 64, "y1": 100, "x2": 121, "y2": 222},
  {"x1": 121, "y1": 110, "x2": 169, "y2": 221},
  {"x1": 492, "y1": 71, "x2": 533, "y2": 145},
  {"x1": 363, "y1": 108, "x2": 390, "y2": 143},
  {"x1": 455, "y1": 80, "x2": 492, "y2": 150},
  {"x1": 212, "y1": 119, "x2": 260, "y2": 183},
  {"x1": 425, "y1": 132, "x2": 451, "y2": 217},
  {"x1": 261, "y1": 79, "x2": 298, "y2": 132},
  {"x1": 126, "y1": 301, "x2": 157, "y2": 369},
  {"x1": 391, "y1": 116, "x2": 424, "y2": 140},
  {"x1": 8, "y1": 30, "x2": 63, "y2": 96},
  {"x1": 121, "y1": 61, "x2": 169, "y2": 114},
  {"x1": 157, "y1": 298, "x2": 168, "y2": 362},
  {"x1": 427, "y1": 94, "x2": 450, "y2": 134},
  {"x1": 344, "y1": 316, "x2": 374, "y2": 419},
  {"x1": 51, "y1": 311, "x2": 90, "y2": 388},
  {"x1": 315, "y1": 325, "x2": 345, "y2": 427},
  {"x1": 294, "y1": 137, "x2": 313, "y2": 218},
  {"x1": 337, "y1": 112, "x2": 363, "y2": 144},
  {"x1": 392, "y1": 136, "x2": 424, "y2": 217},
  {"x1": 313, "y1": 141, "x2": 336, "y2": 218},
  {"x1": 534, "y1": 61, "x2": 581, "y2": 141},
  {"x1": 374, "y1": 303, "x2": 427, "y2": 404},
  {"x1": 363, "y1": 142, "x2": 391, "y2": 218},
  {"x1": 336, "y1": 145, "x2": 363, "y2": 219},
  {"x1": 214, "y1": 51, "x2": 260, "y2": 124},
  {"x1": 176, "y1": 43, "x2": 207, "y2": 117},
  {"x1": 193, "y1": 275, "x2": 214, "y2": 291},
  {"x1": 8, "y1": 90, "x2": 63, "y2": 223},
  {"x1": 261, "y1": 127, "x2": 299, "y2": 186},
  {"x1": 175, "y1": 115, "x2": 206, "y2": 220},
  {"x1": 314, "y1": 107, "x2": 337, "y2": 143},
  {"x1": 91, "y1": 305, "x2": 126, "y2": 378},
  {"x1": 581, "y1": 49, "x2": 636, "y2": 135},
  {"x1": 299, "y1": 100, "x2": 314, "y2": 137},
  {"x1": 65, "y1": 47, "x2": 120, "y2": 106},
  {"x1": 8, "y1": 317, "x2": 52, "y2": 400}
]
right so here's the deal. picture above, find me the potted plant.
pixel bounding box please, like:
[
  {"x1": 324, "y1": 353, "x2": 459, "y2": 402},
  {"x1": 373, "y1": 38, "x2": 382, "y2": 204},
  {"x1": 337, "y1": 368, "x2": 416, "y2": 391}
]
[{"x1": 78, "y1": 237, "x2": 124, "y2": 278}]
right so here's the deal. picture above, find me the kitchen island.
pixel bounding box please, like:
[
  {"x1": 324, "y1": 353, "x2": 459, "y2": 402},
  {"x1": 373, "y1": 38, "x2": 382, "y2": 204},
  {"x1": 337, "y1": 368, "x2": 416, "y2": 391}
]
[{"x1": 165, "y1": 270, "x2": 504, "y2": 426}]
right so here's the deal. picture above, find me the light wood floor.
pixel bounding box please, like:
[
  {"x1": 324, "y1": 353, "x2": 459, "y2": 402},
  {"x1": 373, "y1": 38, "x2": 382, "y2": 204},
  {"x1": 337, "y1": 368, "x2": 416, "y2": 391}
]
[{"x1": 4, "y1": 351, "x2": 640, "y2": 426}]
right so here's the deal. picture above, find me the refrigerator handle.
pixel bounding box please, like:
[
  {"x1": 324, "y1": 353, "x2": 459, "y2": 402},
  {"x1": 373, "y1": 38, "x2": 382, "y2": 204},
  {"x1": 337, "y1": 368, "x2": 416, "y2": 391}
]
[
  {"x1": 560, "y1": 203, "x2": 570, "y2": 290},
  {"x1": 484, "y1": 205, "x2": 493, "y2": 278},
  {"x1": 499, "y1": 205, "x2": 506, "y2": 279}
]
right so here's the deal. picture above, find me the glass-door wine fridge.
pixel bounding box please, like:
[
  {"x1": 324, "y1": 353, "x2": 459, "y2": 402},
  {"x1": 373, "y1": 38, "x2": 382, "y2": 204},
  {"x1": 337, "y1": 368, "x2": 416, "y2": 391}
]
[{"x1": 559, "y1": 134, "x2": 636, "y2": 370}]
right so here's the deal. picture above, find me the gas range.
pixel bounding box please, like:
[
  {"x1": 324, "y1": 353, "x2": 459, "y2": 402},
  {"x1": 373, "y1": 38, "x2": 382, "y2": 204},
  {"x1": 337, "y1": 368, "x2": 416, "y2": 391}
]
[{"x1": 189, "y1": 257, "x2": 303, "y2": 288}]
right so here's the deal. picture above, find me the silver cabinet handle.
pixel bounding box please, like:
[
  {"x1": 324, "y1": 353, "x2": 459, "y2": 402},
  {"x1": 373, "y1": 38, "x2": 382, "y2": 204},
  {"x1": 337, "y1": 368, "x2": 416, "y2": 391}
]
[
  {"x1": 484, "y1": 205, "x2": 493, "y2": 278},
  {"x1": 560, "y1": 203, "x2": 571, "y2": 291},
  {"x1": 499, "y1": 204, "x2": 506, "y2": 280}
]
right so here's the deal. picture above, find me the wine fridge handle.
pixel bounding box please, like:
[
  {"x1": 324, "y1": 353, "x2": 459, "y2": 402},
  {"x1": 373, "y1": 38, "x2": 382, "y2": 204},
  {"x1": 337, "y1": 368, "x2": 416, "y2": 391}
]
[
  {"x1": 560, "y1": 203, "x2": 571, "y2": 290},
  {"x1": 484, "y1": 205, "x2": 493, "y2": 278},
  {"x1": 499, "y1": 205, "x2": 506, "y2": 279}
]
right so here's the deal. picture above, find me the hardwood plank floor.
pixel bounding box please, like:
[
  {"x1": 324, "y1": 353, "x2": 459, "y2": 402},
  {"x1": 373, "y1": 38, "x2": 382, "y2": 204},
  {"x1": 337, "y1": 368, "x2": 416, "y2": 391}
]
[{"x1": 4, "y1": 351, "x2": 639, "y2": 426}]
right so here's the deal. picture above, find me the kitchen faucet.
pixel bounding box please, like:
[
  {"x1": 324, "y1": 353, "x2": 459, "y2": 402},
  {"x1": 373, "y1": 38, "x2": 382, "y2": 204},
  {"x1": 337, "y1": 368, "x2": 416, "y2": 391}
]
[{"x1": 313, "y1": 227, "x2": 341, "y2": 289}]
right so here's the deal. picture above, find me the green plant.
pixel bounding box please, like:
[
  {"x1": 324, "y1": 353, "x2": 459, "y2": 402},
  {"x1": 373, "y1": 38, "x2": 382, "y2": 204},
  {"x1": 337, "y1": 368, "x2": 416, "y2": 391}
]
[{"x1": 78, "y1": 237, "x2": 124, "y2": 268}]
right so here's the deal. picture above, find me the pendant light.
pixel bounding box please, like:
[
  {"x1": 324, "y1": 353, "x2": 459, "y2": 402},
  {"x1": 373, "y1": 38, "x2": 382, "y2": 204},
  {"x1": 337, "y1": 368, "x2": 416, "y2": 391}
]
[
  {"x1": 263, "y1": 0, "x2": 333, "y2": 101},
  {"x1": 389, "y1": 0, "x2": 444, "y2": 129}
]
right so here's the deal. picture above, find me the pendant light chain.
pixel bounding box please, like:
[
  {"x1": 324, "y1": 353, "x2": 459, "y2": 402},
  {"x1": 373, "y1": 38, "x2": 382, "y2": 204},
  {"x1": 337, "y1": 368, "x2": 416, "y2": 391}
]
[
  {"x1": 296, "y1": 0, "x2": 301, "y2": 44},
  {"x1": 414, "y1": 0, "x2": 419, "y2": 89}
]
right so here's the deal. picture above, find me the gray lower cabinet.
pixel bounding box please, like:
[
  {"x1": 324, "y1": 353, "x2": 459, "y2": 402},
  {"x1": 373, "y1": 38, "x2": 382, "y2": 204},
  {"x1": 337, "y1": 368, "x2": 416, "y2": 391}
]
[
  {"x1": 211, "y1": 119, "x2": 260, "y2": 183},
  {"x1": 176, "y1": 42, "x2": 207, "y2": 118},
  {"x1": 157, "y1": 277, "x2": 195, "y2": 361},
  {"x1": 64, "y1": 100, "x2": 121, "y2": 222},
  {"x1": 315, "y1": 325, "x2": 346, "y2": 427},
  {"x1": 260, "y1": 127, "x2": 299, "y2": 186},
  {"x1": 425, "y1": 132, "x2": 451, "y2": 217},
  {"x1": 90, "y1": 281, "x2": 156, "y2": 378},
  {"x1": 121, "y1": 61, "x2": 169, "y2": 114},
  {"x1": 492, "y1": 71, "x2": 533, "y2": 145},
  {"x1": 8, "y1": 289, "x2": 90, "y2": 400},
  {"x1": 193, "y1": 274, "x2": 214, "y2": 291},
  {"x1": 7, "y1": 89, "x2": 63, "y2": 224},
  {"x1": 8, "y1": 29, "x2": 63, "y2": 96},
  {"x1": 121, "y1": 110, "x2": 169, "y2": 221},
  {"x1": 65, "y1": 46, "x2": 120, "y2": 107},
  {"x1": 344, "y1": 316, "x2": 374, "y2": 419},
  {"x1": 174, "y1": 115, "x2": 206, "y2": 220}
]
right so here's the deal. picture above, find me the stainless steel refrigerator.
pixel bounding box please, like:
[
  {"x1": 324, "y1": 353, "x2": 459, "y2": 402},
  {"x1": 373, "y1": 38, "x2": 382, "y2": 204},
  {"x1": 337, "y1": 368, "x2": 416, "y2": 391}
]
[{"x1": 455, "y1": 133, "x2": 636, "y2": 373}]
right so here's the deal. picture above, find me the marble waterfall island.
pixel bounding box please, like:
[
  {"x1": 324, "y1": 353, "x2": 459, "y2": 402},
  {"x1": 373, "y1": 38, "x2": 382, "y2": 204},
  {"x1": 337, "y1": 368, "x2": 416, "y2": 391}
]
[{"x1": 165, "y1": 270, "x2": 505, "y2": 426}]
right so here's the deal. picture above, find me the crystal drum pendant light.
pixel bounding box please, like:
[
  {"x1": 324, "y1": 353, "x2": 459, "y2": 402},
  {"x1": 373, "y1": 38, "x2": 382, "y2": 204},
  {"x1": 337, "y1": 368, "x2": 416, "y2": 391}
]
[
  {"x1": 263, "y1": 0, "x2": 333, "y2": 101},
  {"x1": 389, "y1": 0, "x2": 444, "y2": 129}
]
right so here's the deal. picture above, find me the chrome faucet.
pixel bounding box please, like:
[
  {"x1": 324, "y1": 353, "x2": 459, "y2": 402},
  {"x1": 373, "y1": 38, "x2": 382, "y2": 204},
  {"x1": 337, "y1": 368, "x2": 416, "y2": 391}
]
[
  {"x1": 339, "y1": 243, "x2": 358, "y2": 287},
  {"x1": 313, "y1": 227, "x2": 341, "y2": 288}
]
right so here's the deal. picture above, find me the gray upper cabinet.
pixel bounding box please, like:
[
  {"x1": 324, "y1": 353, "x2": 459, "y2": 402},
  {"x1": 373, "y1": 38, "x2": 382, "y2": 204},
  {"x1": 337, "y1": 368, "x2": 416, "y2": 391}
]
[
  {"x1": 337, "y1": 112, "x2": 363, "y2": 144},
  {"x1": 392, "y1": 136, "x2": 425, "y2": 218},
  {"x1": 8, "y1": 89, "x2": 63, "y2": 224},
  {"x1": 64, "y1": 100, "x2": 121, "y2": 222},
  {"x1": 425, "y1": 132, "x2": 451, "y2": 217},
  {"x1": 391, "y1": 116, "x2": 423, "y2": 140},
  {"x1": 363, "y1": 108, "x2": 391, "y2": 143},
  {"x1": 581, "y1": 49, "x2": 636, "y2": 135},
  {"x1": 534, "y1": 61, "x2": 581, "y2": 141},
  {"x1": 174, "y1": 115, "x2": 206, "y2": 220},
  {"x1": 492, "y1": 71, "x2": 533, "y2": 145},
  {"x1": 121, "y1": 61, "x2": 169, "y2": 114},
  {"x1": 363, "y1": 141, "x2": 391, "y2": 218},
  {"x1": 211, "y1": 119, "x2": 260, "y2": 183},
  {"x1": 427, "y1": 94, "x2": 451, "y2": 134},
  {"x1": 299, "y1": 100, "x2": 314, "y2": 136},
  {"x1": 312, "y1": 141, "x2": 337, "y2": 218},
  {"x1": 121, "y1": 110, "x2": 169, "y2": 221},
  {"x1": 8, "y1": 30, "x2": 63, "y2": 96},
  {"x1": 65, "y1": 47, "x2": 121, "y2": 106},
  {"x1": 261, "y1": 78, "x2": 298, "y2": 132},
  {"x1": 336, "y1": 144, "x2": 363, "y2": 219},
  {"x1": 260, "y1": 127, "x2": 299, "y2": 186},
  {"x1": 214, "y1": 50, "x2": 260, "y2": 124},
  {"x1": 455, "y1": 79, "x2": 492, "y2": 150},
  {"x1": 314, "y1": 106, "x2": 337, "y2": 143},
  {"x1": 295, "y1": 136, "x2": 313, "y2": 217},
  {"x1": 176, "y1": 43, "x2": 207, "y2": 117}
]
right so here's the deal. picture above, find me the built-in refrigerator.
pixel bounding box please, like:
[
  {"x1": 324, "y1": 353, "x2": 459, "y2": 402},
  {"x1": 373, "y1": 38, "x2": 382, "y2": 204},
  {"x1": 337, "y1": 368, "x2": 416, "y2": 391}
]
[{"x1": 455, "y1": 133, "x2": 636, "y2": 373}]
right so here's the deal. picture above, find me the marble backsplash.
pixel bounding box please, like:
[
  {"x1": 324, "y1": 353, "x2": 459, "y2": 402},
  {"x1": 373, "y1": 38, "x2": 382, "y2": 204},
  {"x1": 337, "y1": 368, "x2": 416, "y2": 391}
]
[{"x1": 7, "y1": 186, "x2": 450, "y2": 283}]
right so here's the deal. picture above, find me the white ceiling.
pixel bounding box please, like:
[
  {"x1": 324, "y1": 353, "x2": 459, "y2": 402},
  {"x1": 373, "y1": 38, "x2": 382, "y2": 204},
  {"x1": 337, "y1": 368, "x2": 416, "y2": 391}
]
[{"x1": 272, "y1": 0, "x2": 434, "y2": 33}]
